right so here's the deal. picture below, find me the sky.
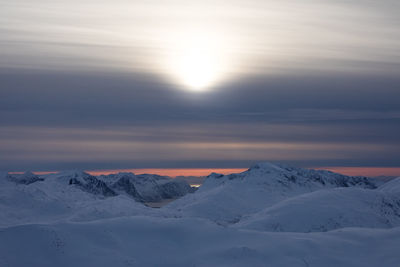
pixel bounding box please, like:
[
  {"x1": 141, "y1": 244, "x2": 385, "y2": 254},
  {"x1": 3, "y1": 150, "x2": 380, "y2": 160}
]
[{"x1": 1, "y1": 0, "x2": 400, "y2": 174}]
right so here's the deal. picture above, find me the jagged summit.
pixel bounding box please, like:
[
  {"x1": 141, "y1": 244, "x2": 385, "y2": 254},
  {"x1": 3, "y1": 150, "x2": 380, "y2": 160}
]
[{"x1": 100, "y1": 172, "x2": 192, "y2": 202}]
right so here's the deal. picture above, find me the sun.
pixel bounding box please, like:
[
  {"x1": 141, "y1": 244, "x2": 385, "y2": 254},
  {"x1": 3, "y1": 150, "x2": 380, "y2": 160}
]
[
  {"x1": 177, "y1": 46, "x2": 219, "y2": 90},
  {"x1": 164, "y1": 29, "x2": 229, "y2": 92}
]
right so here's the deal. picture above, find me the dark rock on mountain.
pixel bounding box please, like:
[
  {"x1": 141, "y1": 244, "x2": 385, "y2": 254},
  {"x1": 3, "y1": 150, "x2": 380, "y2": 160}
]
[
  {"x1": 67, "y1": 171, "x2": 117, "y2": 197},
  {"x1": 8, "y1": 171, "x2": 44, "y2": 185}
]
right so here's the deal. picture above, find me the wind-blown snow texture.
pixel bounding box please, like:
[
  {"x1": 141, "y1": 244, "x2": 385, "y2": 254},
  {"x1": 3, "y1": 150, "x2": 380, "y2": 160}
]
[{"x1": 1, "y1": 163, "x2": 400, "y2": 266}]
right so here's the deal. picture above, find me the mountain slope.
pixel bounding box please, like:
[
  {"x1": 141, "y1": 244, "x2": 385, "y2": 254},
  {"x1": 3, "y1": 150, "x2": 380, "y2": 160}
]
[
  {"x1": 0, "y1": 216, "x2": 399, "y2": 267},
  {"x1": 236, "y1": 187, "x2": 400, "y2": 232},
  {"x1": 165, "y1": 162, "x2": 384, "y2": 224}
]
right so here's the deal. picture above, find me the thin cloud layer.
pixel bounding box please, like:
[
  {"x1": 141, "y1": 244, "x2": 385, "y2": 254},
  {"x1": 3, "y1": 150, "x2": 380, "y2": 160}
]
[
  {"x1": 0, "y1": 0, "x2": 399, "y2": 170},
  {"x1": 1, "y1": 0, "x2": 399, "y2": 77}
]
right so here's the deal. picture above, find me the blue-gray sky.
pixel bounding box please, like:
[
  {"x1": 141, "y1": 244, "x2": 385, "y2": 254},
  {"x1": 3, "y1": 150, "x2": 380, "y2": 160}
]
[{"x1": 0, "y1": 0, "x2": 399, "y2": 171}]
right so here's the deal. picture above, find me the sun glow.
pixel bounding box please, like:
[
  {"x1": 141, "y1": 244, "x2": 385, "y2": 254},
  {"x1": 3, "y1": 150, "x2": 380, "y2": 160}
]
[
  {"x1": 164, "y1": 29, "x2": 231, "y2": 91},
  {"x1": 178, "y1": 46, "x2": 219, "y2": 90}
]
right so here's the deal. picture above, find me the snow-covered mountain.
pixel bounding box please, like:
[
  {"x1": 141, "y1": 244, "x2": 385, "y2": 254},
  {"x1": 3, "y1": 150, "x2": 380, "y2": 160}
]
[
  {"x1": 0, "y1": 170, "x2": 192, "y2": 227},
  {"x1": 1, "y1": 163, "x2": 400, "y2": 266},
  {"x1": 6, "y1": 170, "x2": 193, "y2": 202},
  {"x1": 7, "y1": 171, "x2": 44, "y2": 185},
  {"x1": 165, "y1": 162, "x2": 384, "y2": 224},
  {"x1": 0, "y1": 177, "x2": 130, "y2": 227},
  {"x1": 99, "y1": 172, "x2": 193, "y2": 202},
  {"x1": 64, "y1": 171, "x2": 117, "y2": 197}
]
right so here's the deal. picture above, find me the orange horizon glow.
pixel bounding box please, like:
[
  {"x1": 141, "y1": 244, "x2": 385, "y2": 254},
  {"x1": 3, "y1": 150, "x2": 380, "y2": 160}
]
[
  {"x1": 9, "y1": 167, "x2": 400, "y2": 178},
  {"x1": 86, "y1": 168, "x2": 248, "y2": 177}
]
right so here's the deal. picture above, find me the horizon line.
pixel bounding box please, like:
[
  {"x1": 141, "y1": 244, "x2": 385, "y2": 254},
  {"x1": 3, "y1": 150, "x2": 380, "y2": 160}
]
[{"x1": 8, "y1": 166, "x2": 400, "y2": 178}]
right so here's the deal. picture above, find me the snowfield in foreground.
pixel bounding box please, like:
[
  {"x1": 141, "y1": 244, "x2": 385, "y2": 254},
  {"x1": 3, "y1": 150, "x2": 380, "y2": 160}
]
[{"x1": 1, "y1": 163, "x2": 400, "y2": 266}]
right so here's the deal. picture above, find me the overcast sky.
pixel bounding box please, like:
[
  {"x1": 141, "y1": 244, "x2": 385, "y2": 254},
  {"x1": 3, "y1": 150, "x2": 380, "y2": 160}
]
[{"x1": 1, "y1": 0, "x2": 399, "y2": 171}]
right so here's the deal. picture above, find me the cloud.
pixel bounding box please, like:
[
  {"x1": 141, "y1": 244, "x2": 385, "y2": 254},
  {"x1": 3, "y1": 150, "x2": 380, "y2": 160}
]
[
  {"x1": 1, "y1": 122, "x2": 399, "y2": 170},
  {"x1": 1, "y1": 1, "x2": 399, "y2": 170},
  {"x1": 1, "y1": 0, "x2": 399, "y2": 78}
]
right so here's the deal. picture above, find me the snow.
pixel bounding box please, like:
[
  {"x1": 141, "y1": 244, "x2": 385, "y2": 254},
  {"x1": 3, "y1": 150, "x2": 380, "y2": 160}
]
[
  {"x1": 236, "y1": 187, "x2": 400, "y2": 232},
  {"x1": 0, "y1": 217, "x2": 399, "y2": 267},
  {"x1": 0, "y1": 171, "x2": 173, "y2": 227},
  {"x1": 378, "y1": 177, "x2": 400, "y2": 194},
  {"x1": 1, "y1": 162, "x2": 400, "y2": 266},
  {"x1": 164, "y1": 163, "x2": 382, "y2": 224}
]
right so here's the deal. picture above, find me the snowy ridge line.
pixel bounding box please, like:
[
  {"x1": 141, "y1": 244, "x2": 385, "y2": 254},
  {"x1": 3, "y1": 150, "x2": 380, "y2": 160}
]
[
  {"x1": 1, "y1": 162, "x2": 400, "y2": 266},
  {"x1": 1, "y1": 162, "x2": 399, "y2": 231},
  {"x1": 164, "y1": 162, "x2": 391, "y2": 226}
]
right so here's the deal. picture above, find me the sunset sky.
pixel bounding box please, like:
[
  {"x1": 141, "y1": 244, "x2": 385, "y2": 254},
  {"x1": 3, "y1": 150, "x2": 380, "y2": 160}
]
[{"x1": 1, "y1": 0, "x2": 399, "y2": 175}]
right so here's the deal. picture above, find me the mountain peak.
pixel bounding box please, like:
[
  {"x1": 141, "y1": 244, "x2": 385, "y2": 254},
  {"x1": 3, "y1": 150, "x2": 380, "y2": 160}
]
[{"x1": 248, "y1": 162, "x2": 287, "y2": 172}]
